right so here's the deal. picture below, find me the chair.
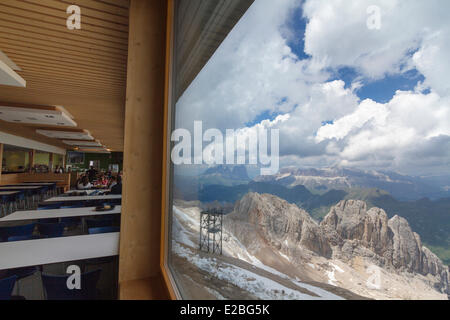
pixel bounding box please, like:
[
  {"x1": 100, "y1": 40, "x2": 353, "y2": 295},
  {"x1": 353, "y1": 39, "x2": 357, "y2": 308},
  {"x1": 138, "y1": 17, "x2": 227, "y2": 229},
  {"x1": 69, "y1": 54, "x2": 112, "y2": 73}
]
[
  {"x1": 41, "y1": 269, "x2": 101, "y2": 300},
  {"x1": 7, "y1": 235, "x2": 32, "y2": 242},
  {"x1": 3, "y1": 243, "x2": 38, "y2": 295},
  {"x1": 88, "y1": 226, "x2": 120, "y2": 234},
  {"x1": 38, "y1": 203, "x2": 62, "y2": 210},
  {"x1": 0, "y1": 193, "x2": 17, "y2": 217},
  {"x1": 0, "y1": 276, "x2": 17, "y2": 300},
  {"x1": 60, "y1": 217, "x2": 82, "y2": 230},
  {"x1": 15, "y1": 192, "x2": 27, "y2": 211},
  {"x1": 37, "y1": 223, "x2": 65, "y2": 238},
  {"x1": 38, "y1": 218, "x2": 59, "y2": 224},
  {"x1": 61, "y1": 205, "x2": 82, "y2": 209},
  {"x1": 86, "y1": 217, "x2": 116, "y2": 229},
  {"x1": 0, "y1": 223, "x2": 36, "y2": 242}
]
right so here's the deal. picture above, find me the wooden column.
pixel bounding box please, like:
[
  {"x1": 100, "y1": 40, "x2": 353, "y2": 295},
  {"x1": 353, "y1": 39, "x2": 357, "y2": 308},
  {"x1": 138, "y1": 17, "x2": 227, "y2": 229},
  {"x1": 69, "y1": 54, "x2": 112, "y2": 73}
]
[
  {"x1": 118, "y1": 0, "x2": 169, "y2": 299},
  {"x1": 0, "y1": 143, "x2": 3, "y2": 184},
  {"x1": 29, "y1": 149, "x2": 35, "y2": 173},
  {"x1": 49, "y1": 153, "x2": 54, "y2": 172}
]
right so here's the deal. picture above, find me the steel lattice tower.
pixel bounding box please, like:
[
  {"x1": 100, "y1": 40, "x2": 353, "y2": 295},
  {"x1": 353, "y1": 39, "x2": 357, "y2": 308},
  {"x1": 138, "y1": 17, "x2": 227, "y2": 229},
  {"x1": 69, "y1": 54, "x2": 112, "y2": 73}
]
[{"x1": 199, "y1": 208, "x2": 223, "y2": 255}]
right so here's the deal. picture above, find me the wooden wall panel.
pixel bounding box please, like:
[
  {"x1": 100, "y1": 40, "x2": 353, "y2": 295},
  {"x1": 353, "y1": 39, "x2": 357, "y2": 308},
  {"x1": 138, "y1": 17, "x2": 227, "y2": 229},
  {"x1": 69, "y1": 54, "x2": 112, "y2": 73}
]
[{"x1": 0, "y1": 173, "x2": 22, "y2": 185}]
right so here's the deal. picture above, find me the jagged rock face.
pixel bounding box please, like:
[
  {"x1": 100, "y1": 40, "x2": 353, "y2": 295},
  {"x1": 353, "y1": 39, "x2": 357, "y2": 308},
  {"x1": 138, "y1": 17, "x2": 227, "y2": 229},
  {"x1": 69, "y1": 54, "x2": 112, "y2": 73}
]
[
  {"x1": 227, "y1": 193, "x2": 332, "y2": 257},
  {"x1": 321, "y1": 200, "x2": 393, "y2": 262},
  {"x1": 227, "y1": 194, "x2": 449, "y2": 296},
  {"x1": 388, "y1": 215, "x2": 422, "y2": 272},
  {"x1": 421, "y1": 246, "x2": 449, "y2": 293},
  {"x1": 321, "y1": 200, "x2": 449, "y2": 294}
]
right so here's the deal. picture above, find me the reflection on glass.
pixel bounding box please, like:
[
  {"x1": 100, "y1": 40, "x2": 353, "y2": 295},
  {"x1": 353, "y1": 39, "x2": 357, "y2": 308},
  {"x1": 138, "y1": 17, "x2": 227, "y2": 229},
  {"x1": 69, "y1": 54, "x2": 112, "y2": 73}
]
[{"x1": 169, "y1": 0, "x2": 450, "y2": 300}]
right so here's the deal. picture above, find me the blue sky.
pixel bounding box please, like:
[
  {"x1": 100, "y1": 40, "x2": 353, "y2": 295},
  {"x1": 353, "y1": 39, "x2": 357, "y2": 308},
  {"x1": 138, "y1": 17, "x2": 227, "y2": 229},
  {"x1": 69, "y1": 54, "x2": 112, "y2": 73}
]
[{"x1": 284, "y1": 7, "x2": 426, "y2": 105}]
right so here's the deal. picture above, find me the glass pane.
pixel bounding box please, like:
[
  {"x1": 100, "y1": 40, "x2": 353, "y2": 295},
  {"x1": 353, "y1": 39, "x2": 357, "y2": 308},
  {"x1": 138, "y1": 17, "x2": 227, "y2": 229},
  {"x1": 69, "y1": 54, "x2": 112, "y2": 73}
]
[{"x1": 168, "y1": 0, "x2": 450, "y2": 300}]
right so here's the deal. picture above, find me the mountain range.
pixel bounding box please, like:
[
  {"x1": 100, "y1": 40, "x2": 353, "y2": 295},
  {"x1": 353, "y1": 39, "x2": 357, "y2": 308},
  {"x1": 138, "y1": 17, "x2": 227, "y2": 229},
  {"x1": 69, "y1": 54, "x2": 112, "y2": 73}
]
[
  {"x1": 172, "y1": 193, "x2": 449, "y2": 299},
  {"x1": 254, "y1": 167, "x2": 450, "y2": 201},
  {"x1": 174, "y1": 165, "x2": 450, "y2": 264},
  {"x1": 225, "y1": 193, "x2": 449, "y2": 299}
]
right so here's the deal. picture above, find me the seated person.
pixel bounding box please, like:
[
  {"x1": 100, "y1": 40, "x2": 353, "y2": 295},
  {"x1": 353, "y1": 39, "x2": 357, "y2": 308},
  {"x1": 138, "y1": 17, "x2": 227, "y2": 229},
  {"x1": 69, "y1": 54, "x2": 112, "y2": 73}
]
[
  {"x1": 108, "y1": 176, "x2": 117, "y2": 189},
  {"x1": 77, "y1": 175, "x2": 93, "y2": 190},
  {"x1": 54, "y1": 165, "x2": 64, "y2": 174},
  {"x1": 110, "y1": 175, "x2": 122, "y2": 195},
  {"x1": 98, "y1": 174, "x2": 109, "y2": 187}
]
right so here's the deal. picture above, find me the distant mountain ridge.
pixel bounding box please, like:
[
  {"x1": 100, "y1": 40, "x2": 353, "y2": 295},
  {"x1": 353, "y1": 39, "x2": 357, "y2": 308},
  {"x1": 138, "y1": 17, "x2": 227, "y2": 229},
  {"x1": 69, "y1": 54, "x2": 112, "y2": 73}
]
[
  {"x1": 254, "y1": 167, "x2": 450, "y2": 201},
  {"x1": 203, "y1": 164, "x2": 250, "y2": 180}
]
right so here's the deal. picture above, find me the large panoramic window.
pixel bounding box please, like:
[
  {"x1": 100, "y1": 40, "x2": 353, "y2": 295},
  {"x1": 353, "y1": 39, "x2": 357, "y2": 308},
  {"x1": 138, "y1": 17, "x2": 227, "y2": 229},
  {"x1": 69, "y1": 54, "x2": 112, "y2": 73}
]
[{"x1": 167, "y1": 0, "x2": 450, "y2": 300}]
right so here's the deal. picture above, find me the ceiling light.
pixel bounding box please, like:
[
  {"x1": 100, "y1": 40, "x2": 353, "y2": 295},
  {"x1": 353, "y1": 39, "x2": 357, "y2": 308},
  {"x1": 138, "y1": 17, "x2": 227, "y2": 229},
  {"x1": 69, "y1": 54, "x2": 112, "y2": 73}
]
[
  {"x1": 62, "y1": 140, "x2": 102, "y2": 147},
  {"x1": 0, "y1": 106, "x2": 77, "y2": 126},
  {"x1": 36, "y1": 129, "x2": 94, "y2": 140},
  {"x1": 0, "y1": 50, "x2": 25, "y2": 87}
]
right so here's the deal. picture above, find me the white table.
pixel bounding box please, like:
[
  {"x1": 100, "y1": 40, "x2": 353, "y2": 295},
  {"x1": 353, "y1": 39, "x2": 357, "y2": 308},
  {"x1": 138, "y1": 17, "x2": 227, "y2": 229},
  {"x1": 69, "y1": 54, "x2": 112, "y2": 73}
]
[
  {"x1": 0, "y1": 232, "x2": 119, "y2": 270},
  {"x1": 23, "y1": 180, "x2": 64, "y2": 182},
  {"x1": 45, "y1": 194, "x2": 122, "y2": 202},
  {"x1": 64, "y1": 189, "x2": 108, "y2": 195},
  {"x1": 0, "y1": 186, "x2": 41, "y2": 190},
  {"x1": 0, "y1": 191, "x2": 20, "y2": 196},
  {"x1": 0, "y1": 206, "x2": 121, "y2": 222},
  {"x1": 9, "y1": 183, "x2": 55, "y2": 186}
]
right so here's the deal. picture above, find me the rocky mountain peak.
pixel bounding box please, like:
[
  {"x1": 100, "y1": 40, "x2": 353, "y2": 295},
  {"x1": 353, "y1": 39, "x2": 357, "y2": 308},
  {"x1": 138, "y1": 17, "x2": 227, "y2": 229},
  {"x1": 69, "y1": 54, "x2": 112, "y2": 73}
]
[
  {"x1": 321, "y1": 200, "x2": 449, "y2": 294},
  {"x1": 228, "y1": 192, "x2": 332, "y2": 257},
  {"x1": 226, "y1": 192, "x2": 449, "y2": 296}
]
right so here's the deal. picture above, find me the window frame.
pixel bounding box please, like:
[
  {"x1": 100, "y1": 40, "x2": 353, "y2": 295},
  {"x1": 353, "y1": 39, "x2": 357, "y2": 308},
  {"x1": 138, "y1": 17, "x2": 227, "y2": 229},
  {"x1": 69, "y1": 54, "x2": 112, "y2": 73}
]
[{"x1": 160, "y1": 0, "x2": 182, "y2": 300}]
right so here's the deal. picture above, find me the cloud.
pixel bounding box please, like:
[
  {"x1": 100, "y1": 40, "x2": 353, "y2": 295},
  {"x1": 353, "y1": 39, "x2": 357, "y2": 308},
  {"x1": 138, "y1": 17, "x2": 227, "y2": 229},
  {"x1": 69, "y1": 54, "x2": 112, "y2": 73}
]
[
  {"x1": 175, "y1": 0, "x2": 325, "y2": 132},
  {"x1": 413, "y1": 29, "x2": 450, "y2": 96},
  {"x1": 315, "y1": 91, "x2": 450, "y2": 173},
  {"x1": 174, "y1": 0, "x2": 450, "y2": 175},
  {"x1": 302, "y1": 0, "x2": 450, "y2": 80}
]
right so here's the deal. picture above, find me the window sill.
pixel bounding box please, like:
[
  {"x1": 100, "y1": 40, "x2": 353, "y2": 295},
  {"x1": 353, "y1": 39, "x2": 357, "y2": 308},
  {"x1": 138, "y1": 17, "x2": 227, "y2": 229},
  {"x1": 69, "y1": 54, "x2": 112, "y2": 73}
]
[{"x1": 119, "y1": 273, "x2": 171, "y2": 300}]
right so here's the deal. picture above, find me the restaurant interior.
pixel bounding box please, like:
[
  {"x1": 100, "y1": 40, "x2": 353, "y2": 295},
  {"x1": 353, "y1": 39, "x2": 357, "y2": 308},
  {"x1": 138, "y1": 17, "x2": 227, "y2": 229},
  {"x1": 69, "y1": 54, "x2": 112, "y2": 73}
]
[{"x1": 0, "y1": 0, "x2": 250, "y2": 300}]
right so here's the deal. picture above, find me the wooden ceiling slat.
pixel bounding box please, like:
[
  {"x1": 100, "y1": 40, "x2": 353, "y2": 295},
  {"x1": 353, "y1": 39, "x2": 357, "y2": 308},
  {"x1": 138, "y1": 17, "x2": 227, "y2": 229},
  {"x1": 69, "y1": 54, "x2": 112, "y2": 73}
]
[
  {"x1": 0, "y1": 21, "x2": 128, "y2": 52},
  {"x1": 9, "y1": 52, "x2": 127, "y2": 80},
  {"x1": 0, "y1": 34, "x2": 127, "y2": 62},
  {"x1": 0, "y1": 84, "x2": 124, "y2": 104},
  {"x1": 0, "y1": 12, "x2": 128, "y2": 46},
  {"x1": 17, "y1": 65, "x2": 126, "y2": 87},
  {"x1": 14, "y1": 58, "x2": 126, "y2": 81},
  {"x1": 18, "y1": 82, "x2": 124, "y2": 98},
  {"x1": 0, "y1": 84, "x2": 124, "y2": 105},
  {"x1": 22, "y1": 76, "x2": 125, "y2": 92},
  {"x1": 2, "y1": 0, "x2": 128, "y2": 32},
  {"x1": 19, "y1": 82, "x2": 124, "y2": 99},
  {"x1": 0, "y1": 43, "x2": 127, "y2": 72},
  {"x1": 21, "y1": 0, "x2": 129, "y2": 25},
  {"x1": 0, "y1": 4, "x2": 128, "y2": 38},
  {"x1": 59, "y1": 0, "x2": 129, "y2": 17},
  {"x1": 19, "y1": 75, "x2": 124, "y2": 93},
  {"x1": 93, "y1": 0, "x2": 130, "y2": 10},
  {"x1": 0, "y1": 0, "x2": 128, "y2": 151},
  {"x1": 18, "y1": 78, "x2": 124, "y2": 97},
  {"x1": 1, "y1": 26, "x2": 127, "y2": 56}
]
